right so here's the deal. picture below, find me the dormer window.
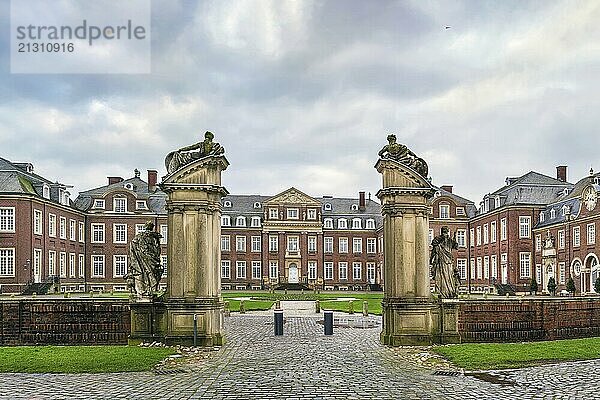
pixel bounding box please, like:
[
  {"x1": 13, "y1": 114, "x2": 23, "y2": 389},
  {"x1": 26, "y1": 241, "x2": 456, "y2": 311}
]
[
  {"x1": 539, "y1": 212, "x2": 545, "y2": 222},
  {"x1": 42, "y1": 184, "x2": 50, "y2": 199},
  {"x1": 251, "y1": 216, "x2": 261, "y2": 227},
  {"x1": 439, "y1": 204, "x2": 450, "y2": 219},
  {"x1": 495, "y1": 196, "x2": 501, "y2": 208},
  {"x1": 456, "y1": 207, "x2": 465, "y2": 216},
  {"x1": 221, "y1": 216, "x2": 231, "y2": 226},
  {"x1": 324, "y1": 218, "x2": 333, "y2": 229},
  {"x1": 114, "y1": 198, "x2": 127, "y2": 213},
  {"x1": 236, "y1": 216, "x2": 246, "y2": 227},
  {"x1": 562, "y1": 205, "x2": 569, "y2": 216},
  {"x1": 366, "y1": 219, "x2": 375, "y2": 229},
  {"x1": 124, "y1": 183, "x2": 134, "y2": 191},
  {"x1": 253, "y1": 202, "x2": 262, "y2": 209},
  {"x1": 351, "y1": 204, "x2": 359, "y2": 211},
  {"x1": 93, "y1": 199, "x2": 105, "y2": 209},
  {"x1": 352, "y1": 218, "x2": 362, "y2": 229},
  {"x1": 136, "y1": 200, "x2": 148, "y2": 210},
  {"x1": 550, "y1": 209, "x2": 556, "y2": 219},
  {"x1": 223, "y1": 201, "x2": 232, "y2": 208},
  {"x1": 595, "y1": 177, "x2": 600, "y2": 185},
  {"x1": 563, "y1": 188, "x2": 570, "y2": 196},
  {"x1": 287, "y1": 208, "x2": 299, "y2": 219},
  {"x1": 62, "y1": 192, "x2": 70, "y2": 206},
  {"x1": 338, "y1": 219, "x2": 347, "y2": 229},
  {"x1": 323, "y1": 203, "x2": 332, "y2": 211}
]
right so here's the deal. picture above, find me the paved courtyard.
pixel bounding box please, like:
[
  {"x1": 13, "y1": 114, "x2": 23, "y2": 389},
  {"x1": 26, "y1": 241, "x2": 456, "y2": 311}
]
[{"x1": 2, "y1": 302, "x2": 598, "y2": 399}]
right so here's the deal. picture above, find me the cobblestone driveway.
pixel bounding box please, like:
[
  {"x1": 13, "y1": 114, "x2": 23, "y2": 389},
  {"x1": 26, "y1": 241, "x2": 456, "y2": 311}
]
[{"x1": 2, "y1": 313, "x2": 598, "y2": 399}]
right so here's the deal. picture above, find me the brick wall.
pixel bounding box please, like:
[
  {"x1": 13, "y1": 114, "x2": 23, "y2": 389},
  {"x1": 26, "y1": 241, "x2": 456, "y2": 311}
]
[
  {"x1": 0, "y1": 298, "x2": 130, "y2": 345},
  {"x1": 458, "y1": 297, "x2": 600, "y2": 342}
]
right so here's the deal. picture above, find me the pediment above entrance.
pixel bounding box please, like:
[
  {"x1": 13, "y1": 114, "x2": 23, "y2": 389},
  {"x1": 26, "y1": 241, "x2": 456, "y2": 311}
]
[{"x1": 263, "y1": 187, "x2": 321, "y2": 206}]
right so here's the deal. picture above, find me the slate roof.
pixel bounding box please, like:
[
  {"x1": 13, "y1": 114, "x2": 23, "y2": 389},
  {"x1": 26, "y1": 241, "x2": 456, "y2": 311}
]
[{"x1": 433, "y1": 185, "x2": 477, "y2": 218}]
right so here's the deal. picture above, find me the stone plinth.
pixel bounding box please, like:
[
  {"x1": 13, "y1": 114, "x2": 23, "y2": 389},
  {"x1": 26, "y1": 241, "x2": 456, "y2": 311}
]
[
  {"x1": 158, "y1": 155, "x2": 229, "y2": 346},
  {"x1": 375, "y1": 158, "x2": 437, "y2": 345}
]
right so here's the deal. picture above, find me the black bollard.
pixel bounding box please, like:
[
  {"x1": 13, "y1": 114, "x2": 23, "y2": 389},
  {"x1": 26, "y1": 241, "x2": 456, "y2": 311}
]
[
  {"x1": 324, "y1": 310, "x2": 333, "y2": 335},
  {"x1": 193, "y1": 314, "x2": 198, "y2": 346},
  {"x1": 274, "y1": 309, "x2": 284, "y2": 336}
]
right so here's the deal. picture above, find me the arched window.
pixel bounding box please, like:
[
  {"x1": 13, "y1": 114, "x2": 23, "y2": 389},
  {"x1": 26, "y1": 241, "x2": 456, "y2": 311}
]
[
  {"x1": 338, "y1": 219, "x2": 348, "y2": 229},
  {"x1": 324, "y1": 218, "x2": 333, "y2": 229},
  {"x1": 366, "y1": 219, "x2": 375, "y2": 229},
  {"x1": 221, "y1": 216, "x2": 231, "y2": 227},
  {"x1": 236, "y1": 216, "x2": 246, "y2": 227},
  {"x1": 251, "y1": 216, "x2": 261, "y2": 227},
  {"x1": 352, "y1": 218, "x2": 362, "y2": 229}
]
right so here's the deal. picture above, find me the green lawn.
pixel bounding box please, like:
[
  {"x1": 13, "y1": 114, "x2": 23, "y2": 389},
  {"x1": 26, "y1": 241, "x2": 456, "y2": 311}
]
[
  {"x1": 0, "y1": 346, "x2": 175, "y2": 373},
  {"x1": 225, "y1": 299, "x2": 275, "y2": 312},
  {"x1": 433, "y1": 337, "x2": 600, "y2": 370}
]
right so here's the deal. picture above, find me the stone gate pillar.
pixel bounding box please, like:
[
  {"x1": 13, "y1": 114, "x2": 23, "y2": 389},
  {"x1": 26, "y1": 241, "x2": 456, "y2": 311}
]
[
  {"x1": 376, "y1": 145, "x2": 439, "y2": 345},
  {"x1": 159, "y1": 153, "x2": 229, "y2": 346}
]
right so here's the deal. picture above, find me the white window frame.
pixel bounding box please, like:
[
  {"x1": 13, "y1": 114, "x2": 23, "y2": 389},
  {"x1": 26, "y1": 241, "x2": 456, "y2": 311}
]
[
  {"x1": 535, "y1": 234, "x2": 542, "y2": 252},
  {"x1": 236, "y1": 216, "x2": 246, "y2": 227},
  {"x1": 78, "y1": 254, "x2": 84, "y2": 278},
  {"x1": 221, "y1": 260, "x2": 231, "y2": 279},
  {"x1": 500, "y1": 218, "x2": 507, "y2": 241},
  {"x1": 520, "y1": 252, "x2": 531, "y2": 279},
  {"x1": 91, "y1": 255, "x2": 105, "y2": 278},
  {"x1": 519, "y1": 216, "x2": 531, "y2": 239},
  {"x1": 457, "y1": 258, "x2": 467, "y2": 280},
  {"x1": 352, "y1": 218, "x2": 362, "y2": 229},
  {"x1": 269, "y1": 261, "x2": 278, "y2": 279},
  {"x1": 367, "y1": 238, "x2": 376, "y2": 254},
  {"x1": 69, "y1": 219, "x2": 76, "y2": 241},
  {"x1": 353, "y1": 238, "x2": 363, "y2": 253},
  {"x1": 113, "y1": 255, "x2": 127, "y2": 278},
  {"x1": 48, "y1": 250, "x2": 56, "y2": 276},
  {"x1": 483, "y1": 224, "x2": 489, "y2": 244},
  {"x1": 113, "y1": 197, "x2": 127, "y2": 213},
  {"x1": 484, "y1": 256, "x2": 489, "y2": 279},
  {"x1": 287, "y1": 208, "x2": 299, "y2": 219},
  {"x1": 113, "y1": 223, "x2": 127, "y2": 244},
  {"x1": 490, "y1": 221, "x2": 497, "y2": 243},
  {"x1": 236, "y1": 261, "x2": 246, "y2": 279},
  {"x1": 251, "y1": 236, "x2": 261, "y2": 252},
  {"x1": 476, "y1": 226, "x2": 481, "y2": 246},
  {"x1": 308, "y1": 261, "x2": 317, "y2": 280},
  {"x1": 236, "y1": 236, "x2": 246, "y2": 252},
  {"x1": 78, "y1": 221, "x2": 85, "y2": 243},
  {"x1": 221, "y1": 216, "x2": 231, "y2": 227},
  {"x1": 251, "y1": 217, "x2": 261, "y2": 227},
  {"x1": 353, "y1": 262, "x2": 362, "y2": 280},
  {"x1": 324, "y1": 262, "x2": 334, "y2": 280},
  {"x1": 367, "y1": 262, "x2": 376, "y2": 284},
  {"x1": 69, "y1": 253, "x2": 76, "y2": 278},
  {"x1": 558, "y1": 229, "x2": 565, "y2": 249},
  {"x1": 307, "y1": 209, "x2": 317, "y2": 220},
  {"x1": 588, "y1": 223, "x2": 596, "y2": 245},
  {"x1": 338, "y1": 219, "x2": 348, "y2": 229},
  {"x1": 269, "y1": 235, "x2": 278, "y2": 252},
  {"x1": 287, "y1": 236, "x2": 299, "y2": 252},
  {"x1": 160, "y1": 224, "x2": 167, "y2": 245},
  {"x1": 269, "y1": 208, "x2": 278, "y2": 219},
  {"x1": 59, "y1": 216, "x2": 66, "y2": 239},
  {"x1": 93, "y1": 199, "x2": 105, "y2": 209},
  {"x1": 339, "y1": 237, "x2": 348, "y2": 253},
  {"x1": 251, "y1": 261, "x2": 261, "y2": 280},
  {"x1": 491, "y1": 255, "x2": 497, "y2": 279},
  {"x1": 338, "y1": 262, "x2": 348, "y2": 280},
  {"x1": 366, "y1": 219, "x2": 375, "y2": 229},
  {"x1": 469, "y1": 228, "x2": 474, "y2": 247},
  {"x1": 456, "y1": 229, "x2": 466, "y2": 248},
  {"x1": 221, "y1": 235, "x2": 231, "y2": 251},
  {"x1": 324, "y1": 237, "x2": 333, "y2": 253},
  {"x1": 308, "y1": 236, "x2": 317, "y2": 253},
  {"x1": 439, "y1": 204, "x2": 450, "y2": 219},
  {"x1": 573, "y1": 226, "x2": 581, "y2": 247},
  {"x1": 33, "y1": 209, "x2": 42, "y2": 235},
  {"x1": 59, "y1": 252, "x2": 67, "y2": 278},
  {"x1": 0, "y1": 248, "x2": 15, "y2": 277},
  {"x1": 324, "y1": 218, "x2": 333, "y2": 229},
  {"x1": 91, "y1": 223, "x2": 105, "y2": 243}
]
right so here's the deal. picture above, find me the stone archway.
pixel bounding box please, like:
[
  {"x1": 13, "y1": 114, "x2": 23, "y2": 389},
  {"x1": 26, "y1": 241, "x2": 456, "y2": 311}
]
[
  {"x1": 571, "y1": 258, "x2": 583, "y2": 293},
  {"x1": 584, "y1": 253, "x2": 599, "y2": 294}
]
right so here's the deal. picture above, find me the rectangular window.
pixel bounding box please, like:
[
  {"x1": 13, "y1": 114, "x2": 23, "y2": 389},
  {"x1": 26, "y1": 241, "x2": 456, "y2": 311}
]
[
  {"x1": 367, "y1": 238, "x2": 376, "y2": 254},
  {"x1": 269, "y1": 261, "x2": 278, "y2": 279},
  {"x1": 324, "y1": 262, "x2": 333, "y2": 280},
  {"x1": 0, "y1": 208, "x2": 15, "y2": 232},
  {"x1": 236, "y1": 261, "x2": 246, "y2": 279},
  {"x1": 324, "y1": 237, "x2": 333, "y2": 253},
  {"x1": 236, "y1": 236, "x2": 246, "y2": 252},
  {"x1": 251, "y1": 261, "x2": 261, "y2": 280},
  {"x1": 287, "y1": 236, "x2": 299, "y2": 251},
  {"x1": 287, "y1": 208, "x2": 299, "y2": 219},
  {"x1": 221, "y1": 235, "x2": 231, "y2": 251},
  {"x1": 48, "y1": 251, "x2": 56, "y2": 276},
  {"x1": 93, "y1": 199, "x2": 105, "y2": 209},
  {"x1": 456, "y1": 207, "x2": 465, "y2": 216},
  {"x1": 476, "y1": 257, "x2": 482, "y2": 279},
  {"x1": 269, "y1": 208, "x2": 278, "y2": 219},
  {"x1": 33, "y1": 210, "x2": 42, "y2": 235},
  {"x1": 78, "y1": 221, "x2": 85, "y2": 243},
  {"x1": 0, "y1": 248, "x2": 15, "y2": 277},
  {"x1": 491, "y1": 255, "x2": 497, "y2": 279},
  {"x1": 519, "y1": 252, "x2": 531, "y2": 278},
  {"x1": 476, "y1": 226, "x2": 481, "y2": 246},
  {"x1": 559, "y1": 262, "x2": 566, "y2": 284},
  {"x1": 269, "y1": 236, "x2": 278, "y2": 252},
  {"x1": 367, "y1": 262, "x2": 376, "y2": 283},
  {"x1": 573, "y1": 226, "x2": 581, "y2": 247},
  {"x1": 484, "y1": 256, "x2": 489, "y2": 279},
  {"x1": 161, "y1": 255, "x2": 167, "y2": 277},
  {"x1": 91, "y1": 223, "x2": 105, "y2": 243},
  {"x1": 136, "y1": 200, "x2": 147, "y2": 210},
  {"x1": 439, "y1": 204, "x2": 450, "y2": 219},
  {"x1": 500, "y1": 218, "x2": 507, "y2": 241},
  {"x1": 251, "y1": 217, "x2": 261, "y2": 227},
  {"x1": 221, "y1": 260, "x2": 230, "y2": 279},
  {"x1": 470, "y1": 258, "x2": 475, "y2": 280},
  {"x1": 69, "y1": 253, "x2": 76, "y2": 278},
  {"x1": 339, "y1": 238, "x2": 348, "y2": 253},
  {"x1": 457, "y1": 258, "x2": 467, "y2": 280},
  {"x1": 353, "y1": 238, "x2": 363, "y2": 253},
  {"x1": 114, "y1": 255, "x2": 127, "y2": 277},
  {"x1": 78, "y1": 254, "x2": 84, "y2": 278},
  {"x1": 490, "y1": 221, "x2": 497, "y2": 243},
  {"x1": 429, "y1": 229, "x2": 434, "y2": 244},
  {"x1": 519, "y1": 216, "x2": 531, "y2": 238},
  {"x1": 59, "y1": 252, "x2": 66, "y2": 278},
  {"x1": 535, "y1": 234, "x2": 542, "y2": 252},
  {"x1": 588, "y1": 223, "x2": 596, "y2": 245},
  {"x1": 135, "y1": 224, "x2": 145, "y2": 235},
  {"x1": 251, "y1": 236, "x2": 261, "y2": 252},
  {"x1": 483, "y1": 224, "x2": 489, "y2": 244},
  {"x1": 353, "y1": 262, "x2": 362, "y2": 280},
  {"x1": 307, "y1": 209, "x2": 317, "y2": 220},
  {"x1": 34, "y1": 248, "x2": 42, "y2": 280},
  {"x1": 92, "y1": 255, "x2": 105, "y2": 278},
  {"x1": 69, "y1": 220, "x2": 76, "y2": 241},
  {"x1": 338, "y1": 262, "x2": 348, "y2": 280},
  {"x1": 114, "y1": 198, "x2": 127, "y2": 213},
  {"x1": 469, "y1": 228, "x2": 474, "y2": 247},
  {"x1": 455, "y1": 229, "x2": 466, "y2": 248},
  {"x1": 113, "y1": 224, "x2": 127, "y2": 244},
  {"x1": 558, "y1": 230, "x2": 565, "y2": 249},
  {"x1": 308, "y1": 236, "x2": 317, "y2": 252},
  {"x1": 59, "y1": 217, "x2": 66, "y2": 239},
  {"x1": 160, "y1": 224, "x2": 167, "y2": 245},
  {"x1": 308, "y1": 261, "x2": 317, "y2": 280},
  {"x1": 48, "y1": 214, "x2": 56, "y2": 237}
]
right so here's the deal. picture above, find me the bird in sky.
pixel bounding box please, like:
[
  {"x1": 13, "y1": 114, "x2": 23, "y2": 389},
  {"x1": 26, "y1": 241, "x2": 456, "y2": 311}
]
[{"x1": 445, "y1": 26, "x2": 451, "y2": 29}]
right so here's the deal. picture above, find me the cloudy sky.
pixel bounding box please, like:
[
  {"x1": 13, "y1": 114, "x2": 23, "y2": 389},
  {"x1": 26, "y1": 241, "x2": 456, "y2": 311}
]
[{"x1": 1, "y1": 0, "x2": 600, "y2": 204}]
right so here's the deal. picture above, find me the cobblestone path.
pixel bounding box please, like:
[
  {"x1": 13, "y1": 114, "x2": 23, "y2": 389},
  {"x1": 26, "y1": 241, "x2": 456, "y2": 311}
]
[{"x1": 2, "y1": 314, "x2": 598, "y2": 399}]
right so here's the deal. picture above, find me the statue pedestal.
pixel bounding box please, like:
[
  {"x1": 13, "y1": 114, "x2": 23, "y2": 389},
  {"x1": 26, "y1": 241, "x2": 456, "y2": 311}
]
[
  {"x1": 376, "y1": 158, "x2": 443, "y2": 345},
  {"x1": 158, "y1": 155, "x2": 229, "y2": 346},
  {"x1": 129, "y1": 299, "x2": 166, "y2": 344}
]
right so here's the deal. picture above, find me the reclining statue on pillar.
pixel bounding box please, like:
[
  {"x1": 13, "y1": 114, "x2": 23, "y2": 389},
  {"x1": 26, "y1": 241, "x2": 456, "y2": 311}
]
[
  {"x1": 378, "y1": 134, "x2": 428, "y2": 178},
  {"x1": 430, "y1": 226, "x2": 460, "y2": 298},
  {"x1": 165, "y1": 131, "x2": 225, "y2": 174},
  {"x1": 126, "y1": 221, "x2": 164, "y2": 297}
]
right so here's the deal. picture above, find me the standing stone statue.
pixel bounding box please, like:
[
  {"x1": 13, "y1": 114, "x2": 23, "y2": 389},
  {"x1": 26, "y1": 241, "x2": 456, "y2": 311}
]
[
  {"x1": 165, "y1": 131, "x2": 225, "y2": 174},
  {"x1": 430, "y1": 226, "x2": 459, "y2": 298},
  {"x1": 378, "y1": 134, "x2": 428, "y2": 177},
  {"x1": 126, "y1": 221, "x2": 164, "y2": 297}
]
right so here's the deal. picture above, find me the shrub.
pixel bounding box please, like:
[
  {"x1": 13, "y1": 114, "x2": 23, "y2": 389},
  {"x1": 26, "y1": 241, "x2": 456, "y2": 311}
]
[
  {"x1": 547, "y1": 277, "x2": 557, "y2": 296},
  {"x1": 566, "y1": 276, "x2": 576, "y2": 295},
  {"x1": 529, "y1": 277, "x2": 538, "y2": 294}
]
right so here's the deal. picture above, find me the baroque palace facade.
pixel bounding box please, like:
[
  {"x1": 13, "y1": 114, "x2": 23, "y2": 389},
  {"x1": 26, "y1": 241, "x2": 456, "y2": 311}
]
[{"x1": 1, "y1": 155, "x2": 599, "y2": 295}]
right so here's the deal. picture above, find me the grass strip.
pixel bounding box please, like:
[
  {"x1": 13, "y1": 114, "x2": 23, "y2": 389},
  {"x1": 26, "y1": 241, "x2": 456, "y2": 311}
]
[{"x1": 433, "y1": 337, "x2": 600, "y2": 370}]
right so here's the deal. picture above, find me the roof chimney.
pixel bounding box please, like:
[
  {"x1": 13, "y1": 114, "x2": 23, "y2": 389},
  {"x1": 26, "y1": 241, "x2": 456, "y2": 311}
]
[
  {"x1": 359, "y1": 191, "x2": 366, "y2": 211},
  {"x1": 108, "y1": 176, "x2": 123, "y2": 185},
  {"x1": 147, "y1": 170, "x2": 158, "y2": 192},
  {"x1": 556, "y1": 165, "x2": 567, "y2": 182},
  {"x1": 440, "y1": 185, "x2": 453, "y2": 194}
]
